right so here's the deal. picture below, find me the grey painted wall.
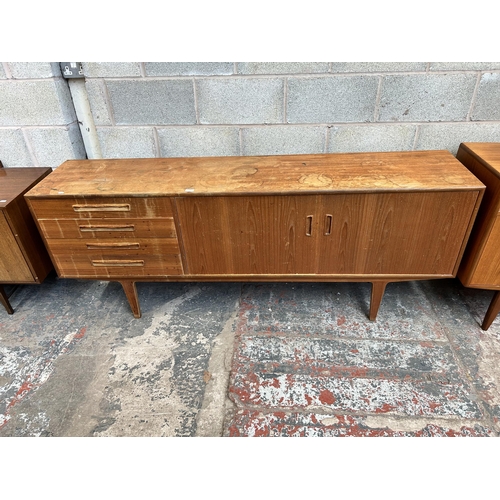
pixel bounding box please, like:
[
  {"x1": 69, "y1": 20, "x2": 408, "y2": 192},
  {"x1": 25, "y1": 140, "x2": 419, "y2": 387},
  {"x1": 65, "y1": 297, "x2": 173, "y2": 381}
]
[
  {"x1": 0, "y1": 62, "x2": 86, "y2": 167},
  {"x1": 1, "y1": 62, "x2": 500, "y2": 167}
]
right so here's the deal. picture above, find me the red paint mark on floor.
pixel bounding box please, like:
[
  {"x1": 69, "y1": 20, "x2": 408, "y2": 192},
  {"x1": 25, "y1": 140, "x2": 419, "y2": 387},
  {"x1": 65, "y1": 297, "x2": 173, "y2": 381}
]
[
  {"x1": 319, "y1": 389, "x2": 336, "y2": 405},
  {"x1": 7, "y1": 379, "x2": 34, "y2": 410},
  {"x1": 337, "y1": 316, "x2": 346, "y2": 326},
  {"x1": 429, "y1": 401, "x2": 442, "y2": 411},
  {"x1": 420, "y1": 341, "x2": 434, "y2": 348},
  {"x1": 375, "y1": 403, "x2": 397, "y2": 414},
  {"x1": 74, "y1": 326, "x2": 87, "y2": 339},
  {"x1": 226, "y1": 411, "x2": 495, "y2": 437},
  {"x1": 1, "y1": 326, "x2": 88, "y2": 432}
]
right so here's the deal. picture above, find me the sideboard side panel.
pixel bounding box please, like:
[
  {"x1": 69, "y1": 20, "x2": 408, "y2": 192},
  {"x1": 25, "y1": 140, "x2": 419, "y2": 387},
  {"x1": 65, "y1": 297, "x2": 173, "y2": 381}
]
[
  {"x1": 0, "y1": 212, "x2": 34, "y2": 282},
  {"x1": 463, "y1": 214, "x2": 500, "y2": 287},
  {"x1": 457, "y1": 146, "x2": 500, "y2": 286}
]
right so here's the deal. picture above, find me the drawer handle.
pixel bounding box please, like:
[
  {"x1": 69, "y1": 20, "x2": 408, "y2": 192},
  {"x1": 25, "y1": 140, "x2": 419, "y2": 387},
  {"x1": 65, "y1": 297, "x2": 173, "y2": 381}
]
[
  {"x1": 324, "y1": 214, "x2": 333, "y2": 236},
  {"x1": 306, "y1": 215, "x2": 313, "y2": 236},
  {"x1": 86, "y1": 242, "x2": 140, "y2": 250},
  {"x1": 73, "y1": 204, "x2": 131, "y2": 212},
  {"x1": 91, "y1": 260, "x2": 144, "y2": 267},
  {"x1": 80, "y1": 224, "x2": 135, "y2": 232}
]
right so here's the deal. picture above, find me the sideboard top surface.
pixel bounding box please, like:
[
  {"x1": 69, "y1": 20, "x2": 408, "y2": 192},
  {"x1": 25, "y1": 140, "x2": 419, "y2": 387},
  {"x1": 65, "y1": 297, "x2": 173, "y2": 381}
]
[
  {"x1": 0, "y1": 167, "x2": 52, "y2": 208},
  {"x1": 25, "y1": 151, "x2": 484, "y2": 198},
  {"x1": 459, "y1": 143, "x2": 500, "y2": 177}
]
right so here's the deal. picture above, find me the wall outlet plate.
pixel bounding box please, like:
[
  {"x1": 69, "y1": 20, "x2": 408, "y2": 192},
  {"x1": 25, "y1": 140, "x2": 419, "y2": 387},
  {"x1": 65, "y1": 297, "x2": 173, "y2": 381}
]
[{"x1": 60, "y1": 62, "x2": 84, "y2": 78}]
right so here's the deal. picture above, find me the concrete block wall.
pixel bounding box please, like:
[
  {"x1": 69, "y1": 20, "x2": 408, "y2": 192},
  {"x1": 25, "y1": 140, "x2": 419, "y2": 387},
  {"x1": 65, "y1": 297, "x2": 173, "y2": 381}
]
[
  {"x1": 83, "y1": 62, "x2": 500, "y2": 160},
  {"x1": 2, "y1": 62, "x2": 500, "y2": 167},
  {"x1": 0, "y1": 62, "x2": 86, "y2": 167}
]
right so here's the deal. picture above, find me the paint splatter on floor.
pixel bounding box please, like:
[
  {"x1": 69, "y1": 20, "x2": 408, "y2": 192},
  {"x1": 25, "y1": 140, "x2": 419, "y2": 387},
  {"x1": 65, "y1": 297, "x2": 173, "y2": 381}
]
[
  {"x1": 226, "y1": 281, "x2": 500, "y2": 436},
  {"x1": 2, "y1": 277, "x2": 500, "y2": 436}
]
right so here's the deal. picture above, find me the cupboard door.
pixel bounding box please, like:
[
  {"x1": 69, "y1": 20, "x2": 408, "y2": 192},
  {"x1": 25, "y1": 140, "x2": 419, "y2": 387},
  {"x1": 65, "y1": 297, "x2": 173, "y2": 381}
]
[
  {"x1": 317, "y1": 191, "x2": 478, "y2": 275},
  {"x1": 175, "y1": 195, "x2": 322, "y2": 275}
]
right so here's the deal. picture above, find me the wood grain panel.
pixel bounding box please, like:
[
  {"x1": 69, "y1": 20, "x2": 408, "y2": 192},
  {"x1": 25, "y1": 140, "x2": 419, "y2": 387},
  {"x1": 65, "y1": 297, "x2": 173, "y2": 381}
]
[
  {"x1": 46, "y1": 238, "x2": 182, "y2": 278},
  {"x1": 3, "y1": 197, "x2": 53, "y2": 282},
  {"x1": 38, "y1": 218, "x2": 177, "y2": 239},
  {"x1": 177, "y1": 192, "x2": 479, "y2": 277},
  {"x1": 27, "y1": 196, "x2": 173, "y2": 219},
  {"x1": 334, "y1": 191, "x2": 479, "y2": 275},
  {"x1": 24, "y1": 151, "x2": 484, "y2": 198},
  {"x1": 459, "y1": 143, "x2": 500, "y2": 176},
  {"x1": 0, "y1": 167, "x2": 51, "y2": 207},
  {"x1": 457, "y1": 145, "x2": 500, "y2": 286},
  {"x1": 463, "y1": 214, "x2": 500, "y2": 286},
  {"x1": 0, "y1": 212, "x2": 33, "y2": 282},
  {"x1": 176, "y1": 195, "x2": 322, "y2": 275}
]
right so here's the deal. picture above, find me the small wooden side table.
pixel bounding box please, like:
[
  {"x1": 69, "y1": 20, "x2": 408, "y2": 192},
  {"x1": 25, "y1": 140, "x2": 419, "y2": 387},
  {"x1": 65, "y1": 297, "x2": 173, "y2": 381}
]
[
  {"x1": 457, "y1": 143, "x2": 500, "y2": 330},
  {"x1": 0, "y1": 163, "x2": 53, "y2": 314}
]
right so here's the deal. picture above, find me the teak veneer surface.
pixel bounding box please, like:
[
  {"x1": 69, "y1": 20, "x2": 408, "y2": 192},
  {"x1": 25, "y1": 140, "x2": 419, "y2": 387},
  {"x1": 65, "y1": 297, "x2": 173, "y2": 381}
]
[
  {"x1": 0, "y1": 167, "x2": 54, "y2": 207},
  {"x1": 458, "y1": 143, "x2": 500, "y2": 176},
  {"x1": 0, "y1": 213, "x2": 33, "y2": 282},
  {"x1": 176, "y1": 191, "x2": 478, "y2": 276},
  {"x1": 456, "y1": 143, "x2": 500, "y2": 329},
  {"x1": 26, "y1": 151, "x2": 482, "y2": 198}
]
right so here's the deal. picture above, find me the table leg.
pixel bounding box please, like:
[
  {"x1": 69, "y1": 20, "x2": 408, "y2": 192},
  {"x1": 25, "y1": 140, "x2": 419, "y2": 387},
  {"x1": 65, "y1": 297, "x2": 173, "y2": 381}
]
[
  {"x1": 482, "y1": 290, "x2": 500, "y2": 331},
  {"x1": 120, "y1": 280, "x2": 141, "y2": 318},
  {"x1": 370, "y1": 281, "x2": 388, "y2": 321},
  {"x1": 0, "y1": 285, "x2": 14, "y2": 314}
]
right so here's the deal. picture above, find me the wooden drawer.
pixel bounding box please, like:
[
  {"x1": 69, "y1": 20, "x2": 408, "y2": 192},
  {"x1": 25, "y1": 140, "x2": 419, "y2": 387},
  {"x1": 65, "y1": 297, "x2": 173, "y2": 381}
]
[
  {"x1": 38, "y1": 218, "x2": 177, "y2": 239},
  {"x1": 28, "y1": 196, "x2": 174, "y2": 219},
  {"x1": 46, "y1": 238, "x2": 182, "y2": 278}
]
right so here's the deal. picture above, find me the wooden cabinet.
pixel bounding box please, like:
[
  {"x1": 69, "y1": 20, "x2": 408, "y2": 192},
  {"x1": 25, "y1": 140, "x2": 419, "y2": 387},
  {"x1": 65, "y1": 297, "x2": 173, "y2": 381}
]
[
  {"x1": 456, "y1": 143, "x2": 500, "y2": 330},
  {"x1": 0, "y1": 165, "x2": 53, "y2": 314},
  {"x1": 24, "y1": 151, "x2": 484, "y2": 319}
]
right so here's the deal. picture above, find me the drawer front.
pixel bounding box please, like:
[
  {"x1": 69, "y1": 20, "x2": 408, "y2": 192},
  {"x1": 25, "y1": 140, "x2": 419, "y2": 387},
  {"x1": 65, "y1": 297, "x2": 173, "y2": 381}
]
[
  {"x1": 46, "y1": 238, "x2": 182, "y2": 277},
  {"x1": 29, "y1": 196, "x2": 174, "y2": 219},
  {"x1": 38, "y1": 218, "x2": 177, "y2": 239}
]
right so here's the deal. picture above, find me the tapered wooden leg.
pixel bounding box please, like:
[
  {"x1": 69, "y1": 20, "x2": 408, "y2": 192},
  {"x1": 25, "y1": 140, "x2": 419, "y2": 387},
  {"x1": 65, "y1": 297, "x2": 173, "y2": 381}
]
[
  {"x1": 0, "y1": 285, "x2": 14, "y2": 314},
  {"x1": 482, "y1": 290, "x2": 500, "y2": 331},
  {"x1": 370, "y1": 281, "x2": 388, "y2": 321},
  {"x1": 120, "y1": 280, "x2": 141, "y2": 318}
]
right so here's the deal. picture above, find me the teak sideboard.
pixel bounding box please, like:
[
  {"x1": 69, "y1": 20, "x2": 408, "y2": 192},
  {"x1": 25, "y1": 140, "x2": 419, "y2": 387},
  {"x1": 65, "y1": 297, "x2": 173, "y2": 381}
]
[
  {"x1": 0, "y1": 164, "x2": 53, "y2": 313},
  {"x1": 456, "y1": 142, "x2": 500, "y2": 330},
  {"x1": 24, "y1": 151, "x2": 485, "y2": 319}
]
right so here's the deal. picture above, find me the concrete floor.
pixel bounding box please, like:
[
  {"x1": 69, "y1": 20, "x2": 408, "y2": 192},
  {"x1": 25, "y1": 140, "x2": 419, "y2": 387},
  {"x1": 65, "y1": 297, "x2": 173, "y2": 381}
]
[{"x1": 1, "y1": 273, "x2": 500, "y2": 437}]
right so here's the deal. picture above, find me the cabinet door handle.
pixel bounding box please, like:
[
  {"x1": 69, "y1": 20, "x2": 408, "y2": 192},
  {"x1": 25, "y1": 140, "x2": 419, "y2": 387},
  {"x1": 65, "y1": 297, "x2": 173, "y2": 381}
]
[
  {"x1": 324, "y1": 214, "x2": 333, "y2": 236},
  {"x1": 73, "y1": 204, "x2": 131, "y2": 212},
  {"x1": 306, "y1": 215, "x2": 313, "y2": 236},
  {"x1": 80, "y1": 224, "x2": 135, "y2": 232},
  {"x1": 86, "y1": 242, "x2": 140, "y2": 250}
]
